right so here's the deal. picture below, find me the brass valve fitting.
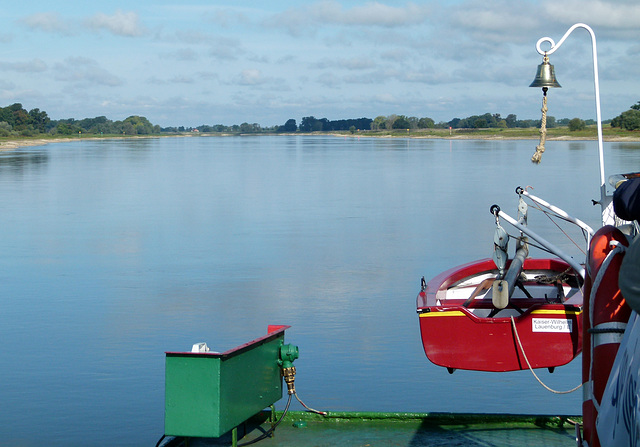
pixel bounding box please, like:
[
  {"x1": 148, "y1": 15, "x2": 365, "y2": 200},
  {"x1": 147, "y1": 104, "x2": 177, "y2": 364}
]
[{"x1": 282, "y1": 366, "x2": 296, "y2": 395}]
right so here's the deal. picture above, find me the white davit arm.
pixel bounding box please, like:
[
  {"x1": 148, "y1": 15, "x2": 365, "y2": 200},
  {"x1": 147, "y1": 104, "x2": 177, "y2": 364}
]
[
  {"x1": 518, "y1": 188, "x2": 594, "y2": 243},
  {"x1": 495, "y1": 207, "x2": 586, "y2": 279}
]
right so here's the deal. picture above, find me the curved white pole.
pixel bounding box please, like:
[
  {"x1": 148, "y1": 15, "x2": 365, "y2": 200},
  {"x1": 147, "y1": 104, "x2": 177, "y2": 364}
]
[
  {"x1": 535, "y1": 23, "x2": 607, "y2": 224},
  {"x1": 521, "y1": 189, "x2": 594, "y2": 239},
  {"x1": 498, "y1": 209, "x2": 586, "y2": 279}
]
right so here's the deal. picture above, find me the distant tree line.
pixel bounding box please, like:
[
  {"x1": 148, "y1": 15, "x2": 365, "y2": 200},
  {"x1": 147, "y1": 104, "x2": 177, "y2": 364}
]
[
  {"x1": 188, "y1": 117, "x2": 375, "y2": 134},
  {"x1": 0, "y1": 103, "x2": 161, "y2": 137},
  {"x1": 2, "y1": 102, "x2": 637, "y2": 139},
  {"x1": 298, "y1": 116, "x2": 373, "y2": 132},
  {"x1": 185, "y1": 123, "x2": 267, "y2": 133},
  {"x1": 56, "y1": 115, "x2": 161, "y2": 135},
  {"x1": 285, "y1": 113, "x2": 598, "y2": 132}
]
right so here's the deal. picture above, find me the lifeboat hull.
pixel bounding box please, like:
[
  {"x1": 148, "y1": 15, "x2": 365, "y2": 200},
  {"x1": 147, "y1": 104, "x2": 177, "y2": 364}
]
[{"x1": 417, "y1": 258, "x2": 583, "y2": 372}]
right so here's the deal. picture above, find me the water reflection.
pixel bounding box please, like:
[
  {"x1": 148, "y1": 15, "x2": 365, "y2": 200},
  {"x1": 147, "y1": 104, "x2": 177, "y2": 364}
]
[
  {"x1": 0, "y1": 151, "x2": 49, "y2": 174},
  {"x1": 612, "y1": 142, "x2": 640, "y2": 151},
  {"x1": 568, "y1": 142, "x2": 587, "y2": 151}
]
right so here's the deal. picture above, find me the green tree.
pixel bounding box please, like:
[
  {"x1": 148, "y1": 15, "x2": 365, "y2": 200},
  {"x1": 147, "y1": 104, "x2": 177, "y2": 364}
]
[
  {"x1": 28, "y1": 108, "x2": 50, "y2": 133},
  {"x1": 385, "y1": 114, "x2": 398, "y2": 130},
  {"x1": 371, "y1": 116, "x2": 387, "y2": 130},
  {"x1": 56, "y1": 122, "x2": 80, "y2": 135},
  {"x1": 392, "y1": 115, "x2": 411, "y2": 129},
  {"x1": 474, "y1": 118, "x2": 487, "y2": 128},
  {"x1": 417, "y1": 117, "x2": 434, "y2": 128},
  {"x1": 546, "y1": 116, "x2": 557, "y2": 128},
  {"x1": 122, "y1": 122, "x2": 136, "y2": 135},
  {"x1": 277, "y1": 119, "x2": 297, "y2": 132},
  {"x1": 568, "y1": 118, "x2": 586, "y2": 131},
  {"x1": 123, "y1": 115, "x2": 154, "y2": 134},
  {"x1": 0, "y1": 121, "x2": 12, "y2": 137},
  {"x1": 614, "y1": 109, "x2": 640, "y2": 130},
  {"x1": 300, "y1": 116, "x2": 320, "y2": 132}
]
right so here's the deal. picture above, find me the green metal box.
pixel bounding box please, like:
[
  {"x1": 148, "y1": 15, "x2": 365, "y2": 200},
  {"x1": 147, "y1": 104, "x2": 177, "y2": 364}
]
[{"x1": 164, "y1": 325, "x2": 289, "y2": 438}]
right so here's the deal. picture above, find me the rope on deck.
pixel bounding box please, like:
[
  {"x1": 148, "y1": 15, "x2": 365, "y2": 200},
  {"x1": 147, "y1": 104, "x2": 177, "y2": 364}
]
[
  {"x1": 294, "y1": 391, "x2": 328, "y2": 416},
  {"x1": 510, "y1": 316, "x2": 582, "y2": 394}
]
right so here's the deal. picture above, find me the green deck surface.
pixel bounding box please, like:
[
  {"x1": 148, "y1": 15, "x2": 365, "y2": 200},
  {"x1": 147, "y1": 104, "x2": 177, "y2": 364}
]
[{"x1": 162, "y1": 411, "x2": 579, "y2": 447}]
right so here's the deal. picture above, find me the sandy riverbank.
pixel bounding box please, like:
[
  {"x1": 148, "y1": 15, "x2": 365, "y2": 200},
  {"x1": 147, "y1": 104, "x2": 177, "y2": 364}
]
[
  {"x1": 0, "y1": 137, "x2": 79, "y2": 150},
  {"x1": 0, "y1": 135, "x2": 182, "y2": 151},
  {"x1": 1, "y1": 132, "x2": 639, "y2": 151}
]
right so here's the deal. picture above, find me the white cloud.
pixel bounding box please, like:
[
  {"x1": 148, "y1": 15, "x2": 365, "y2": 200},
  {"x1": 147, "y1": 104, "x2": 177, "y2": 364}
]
[
  {"x1": 342, "y1": 58, "x2": 377, "y2": 70},
  {"x1": 20, "y1": 12, "x2": 72, "y2": 35},
  {"x1": 447, "y1": 0, "x2": 540, "y2": 44},
  {"x1": 380, "y1": 50, "x2": 411, "y2": 62},
  {"x1": 313, "y1": 57, "x2": 377, "y2": 70},
  {"x1": 0, "y1": 79, "x2": 15, "y2": 90},
  {"x1": 238, "y1": 69, "x2": 265, "y2": 85},
  {"x1": 543, "y1": 0, "x2": 640, "y2": 30},
  {"x1": 373, "y1": 93, "x2": 398, "y2": 104},
  {"x1": 169, "y1": 75, "x2": 195, "y2": 84},
  {"x1": 309, "y1": 1, "x2": 430, "y2": 27},
  {"x1": 173, "y1": 30, "x2": 211, "y2": 45},
  {"x1": 86, "y1": 10, "x2": 145, "y2": 37},
  {"x1": 266, "y1": 1, "x2": 430, "y2": 36},
  {"x1": 0, "y1": 59, "x2": 47, "y2": 73},
  {"x1": 162, "y1": 49, "x2": 199, "y2": 62},
  {"x1": 206, "y1": 9, "x2": 250, "y2": 28},
  {"x1": 53, "y1": 57, "x2": 123, "y2": 87},
  {"x1": 316, "y1": 72, "x2": 341, "y2": 88},
  {"x1": 208, "y1": 41, "x2": 244, "y2": 61}
]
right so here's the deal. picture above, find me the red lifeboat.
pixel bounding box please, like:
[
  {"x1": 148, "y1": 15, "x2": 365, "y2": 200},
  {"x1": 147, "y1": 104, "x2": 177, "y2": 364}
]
[{"x1": 417, "y1": 257, "x2": 583, "y2": 372}]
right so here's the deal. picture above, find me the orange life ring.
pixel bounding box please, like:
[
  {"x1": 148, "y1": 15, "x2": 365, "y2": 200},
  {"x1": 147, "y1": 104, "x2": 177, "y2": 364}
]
[{"x1": 581, "y1": 225, "x2": 630, "y2": 447}]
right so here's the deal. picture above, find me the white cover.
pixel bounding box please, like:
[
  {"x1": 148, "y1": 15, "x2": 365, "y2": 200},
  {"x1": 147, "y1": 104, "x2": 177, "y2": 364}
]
[{"x1": 596, "y1": 311, "x2": 640, "y2": 447}]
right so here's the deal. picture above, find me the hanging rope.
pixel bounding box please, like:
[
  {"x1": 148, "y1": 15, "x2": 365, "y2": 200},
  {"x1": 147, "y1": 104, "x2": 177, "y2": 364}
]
[
  {"x1": 531, "y1": 87, "x2": 549, "y2": 164},
  {"x1": 510, "y1": 316, "x2": 582, "y2": 394}
]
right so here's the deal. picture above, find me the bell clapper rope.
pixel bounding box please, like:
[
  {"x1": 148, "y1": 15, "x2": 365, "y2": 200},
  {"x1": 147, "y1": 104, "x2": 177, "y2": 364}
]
[{"x1": 531, "y1": 85, "x2": 549, "y2": 164}]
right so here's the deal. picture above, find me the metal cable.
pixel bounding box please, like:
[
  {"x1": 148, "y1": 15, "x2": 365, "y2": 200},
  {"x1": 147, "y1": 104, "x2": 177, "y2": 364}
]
[
  {"x1": 237, "y1": 394, "x2": 293, "y2": 447},
  {"x1": 294, "y1": 392, "x2": 328, "y2": 416},
  {"x1": 523, "y1": 194, "x2": 589, "y2": 255}
]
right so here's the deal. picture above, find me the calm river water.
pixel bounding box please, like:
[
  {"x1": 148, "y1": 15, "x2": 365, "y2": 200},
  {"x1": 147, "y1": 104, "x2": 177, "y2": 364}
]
[{"x1": 0, "y1": 135, "x2": 639, "y2": 445}]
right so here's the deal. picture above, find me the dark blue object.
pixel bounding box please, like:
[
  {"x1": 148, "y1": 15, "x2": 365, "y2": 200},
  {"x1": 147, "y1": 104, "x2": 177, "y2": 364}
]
[{"x1": 613, "y1": 178, "x2": 640, "y2": 221}]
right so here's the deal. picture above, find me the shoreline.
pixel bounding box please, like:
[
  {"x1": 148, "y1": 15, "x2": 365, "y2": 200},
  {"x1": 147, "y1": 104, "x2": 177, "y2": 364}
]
[
  {"x1": 0, "y1": 134, "x2": 189, "y2": 151},
  {"x1": 0, "y1": 137, "x2": 79, "y2": 150},
  {"x1": 1, "y1": 132, "x2": 640, "y2": 151}
]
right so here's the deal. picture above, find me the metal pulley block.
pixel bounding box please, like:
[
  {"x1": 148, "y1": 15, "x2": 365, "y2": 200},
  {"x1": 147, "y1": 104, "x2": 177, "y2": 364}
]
[
  {"x1": 517, "y1": 196, "x2": 528, "y2": 226},
  {"x1": 493, "y1": 224, "x2": 508, "y2": 276}
]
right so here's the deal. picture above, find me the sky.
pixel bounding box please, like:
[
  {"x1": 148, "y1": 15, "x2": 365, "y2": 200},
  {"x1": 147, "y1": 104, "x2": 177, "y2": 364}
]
[{"x1": 1, "y1": 0, "x2": 640, "y2": 128}]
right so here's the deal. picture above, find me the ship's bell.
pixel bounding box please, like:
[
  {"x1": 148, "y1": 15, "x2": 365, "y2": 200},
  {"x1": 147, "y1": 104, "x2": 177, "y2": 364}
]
[{"x1": 529, "y1": 54, "x2": 561, "y2": 88}]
